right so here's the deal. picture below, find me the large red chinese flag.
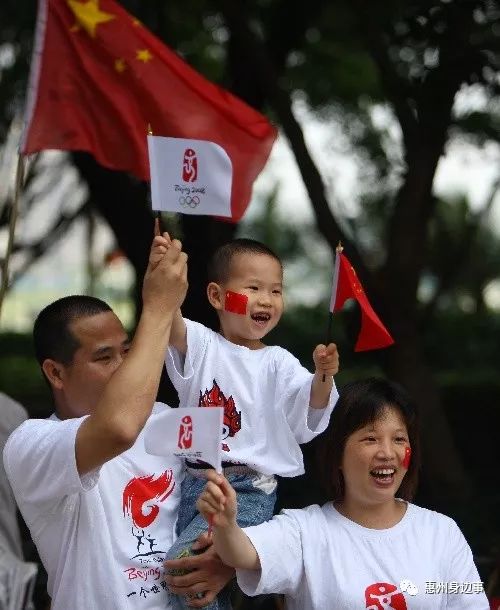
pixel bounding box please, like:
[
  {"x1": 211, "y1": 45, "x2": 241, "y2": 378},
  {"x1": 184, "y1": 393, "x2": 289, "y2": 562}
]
[
  {"x1": 330, "y1": 251, "x2": 394, "y2": 351},
  {"x1": 21, "y1": 0, "x2": 277, "y2": 221}
]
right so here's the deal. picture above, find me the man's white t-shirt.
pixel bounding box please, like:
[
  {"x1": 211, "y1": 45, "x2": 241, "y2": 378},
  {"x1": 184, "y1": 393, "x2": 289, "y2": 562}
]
[
  {"x1": 3, "y1": 403, "x2": 183, "y2": 610},
  {"x1": 166, "y1": 319, "x2": 338, "y2": 477},
  {"x1": 237, "y1": 502, "x2": 489, "y2": 610}
]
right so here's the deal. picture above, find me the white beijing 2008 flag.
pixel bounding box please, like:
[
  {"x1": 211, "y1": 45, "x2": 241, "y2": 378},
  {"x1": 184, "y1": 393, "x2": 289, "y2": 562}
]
[
  {"x1": 145, "y1": 406, "x2": 223, "y2": 473},
  {"x1": 147, "y1": 135, "x2": 233, "y2": 218}
]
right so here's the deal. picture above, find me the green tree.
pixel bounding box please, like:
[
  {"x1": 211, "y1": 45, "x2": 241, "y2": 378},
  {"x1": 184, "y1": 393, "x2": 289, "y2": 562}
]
[{"x1": 2, "y1": 0, "x2": 500, "y2": 510}]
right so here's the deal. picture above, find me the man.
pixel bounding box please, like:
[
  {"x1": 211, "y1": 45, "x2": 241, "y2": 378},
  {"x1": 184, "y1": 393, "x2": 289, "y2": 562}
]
[{"x1": 3, "y1": 236, "x2": 232, "y2": 609}]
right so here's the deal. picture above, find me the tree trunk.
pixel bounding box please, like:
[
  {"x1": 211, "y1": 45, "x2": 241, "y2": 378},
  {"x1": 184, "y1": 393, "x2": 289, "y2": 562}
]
[
  {"x1": 385, "y1": 327, "x2": 472, "y2": 508},
  {"x1": 383, "y1": 139, "x2": 473, "y2": 506},
  {"x1": 218, "y1": 4, "x2": 473, "y2": 508}
]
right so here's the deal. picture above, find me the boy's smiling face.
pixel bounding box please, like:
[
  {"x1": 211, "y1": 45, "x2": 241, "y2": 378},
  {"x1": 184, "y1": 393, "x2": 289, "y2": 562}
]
[{"x1": 208, "y1": 252, "x2": 284, "y2": 349}]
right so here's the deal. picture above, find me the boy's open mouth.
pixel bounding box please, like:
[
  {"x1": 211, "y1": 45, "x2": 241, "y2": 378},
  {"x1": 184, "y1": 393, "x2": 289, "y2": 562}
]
[{"x1": 251, "y1": 312, "x2": 271, "y2": 323}]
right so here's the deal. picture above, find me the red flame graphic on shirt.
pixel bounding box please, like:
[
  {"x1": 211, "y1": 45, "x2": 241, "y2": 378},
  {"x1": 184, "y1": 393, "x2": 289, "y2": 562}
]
[
  {"x1": 365, "y1": 582, "x2": 407, "y2": 610},
  {"x1": 199, "y1": 379, "x2": 241, "y2": 441},
  {"x1": 122, "y1": 470, "x2": 175, "y2": 529}
]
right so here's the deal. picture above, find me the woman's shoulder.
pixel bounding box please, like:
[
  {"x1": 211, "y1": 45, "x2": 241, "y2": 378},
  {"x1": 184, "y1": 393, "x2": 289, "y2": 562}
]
[
  {"x1": 406, "y1": 502, "x2": 462, "y2": 536},
  {"x1": 279, "y1": 503, "x2": 332, "y2": 529}
]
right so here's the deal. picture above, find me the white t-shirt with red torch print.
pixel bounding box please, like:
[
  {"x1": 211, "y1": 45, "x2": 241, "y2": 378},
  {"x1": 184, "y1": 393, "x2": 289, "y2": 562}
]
[
  {"x1": 3, "y1": 403, "x2": 183, "y2": 610},
  {"x1": 166, "y1": 319, "x2": 338, "y2": 477},
  {"x1": 237, "y1": 502, "x2": 489, "y2": 610}
]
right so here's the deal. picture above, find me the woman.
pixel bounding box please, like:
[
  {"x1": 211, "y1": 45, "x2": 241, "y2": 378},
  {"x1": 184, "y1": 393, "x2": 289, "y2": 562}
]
[{"x1": 197, "y1": 378, "x2": 489, "y2": 609}]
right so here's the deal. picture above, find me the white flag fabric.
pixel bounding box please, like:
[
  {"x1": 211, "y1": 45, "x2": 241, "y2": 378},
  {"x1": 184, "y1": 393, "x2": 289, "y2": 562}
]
[
  {"x1": 145, "y1": 407, "x2": 223, "y2": 473},
  {"x1": 147, "y1": 135, "x2": 233, "y2": 217}
]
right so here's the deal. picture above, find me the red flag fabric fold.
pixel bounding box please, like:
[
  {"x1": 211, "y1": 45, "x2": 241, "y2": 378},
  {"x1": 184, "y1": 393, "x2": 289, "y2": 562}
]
[
  {"x1": 330, "y1": 251, "x2": 394, "y2": 352},
  {"x1": 22, "y1": 0, "x2": 277, "y2": 221}
]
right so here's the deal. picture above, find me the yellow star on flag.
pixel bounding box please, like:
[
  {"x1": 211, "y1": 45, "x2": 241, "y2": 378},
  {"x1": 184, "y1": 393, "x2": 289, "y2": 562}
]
[
  {"x1": 136, "y1": 49, "x2": 153, "y2": 63},
  {"x1": 67, "y1": 0, "x2": 115, "y2": 38},
  {"x1": 114, "y1": 58, "x2": 126, "y2": 73}
]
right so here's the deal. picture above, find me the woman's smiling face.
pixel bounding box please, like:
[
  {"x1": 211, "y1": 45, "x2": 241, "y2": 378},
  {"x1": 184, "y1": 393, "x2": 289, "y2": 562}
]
[{"x1": 340, "y1": 406, "x2": 410, "y2": 509}]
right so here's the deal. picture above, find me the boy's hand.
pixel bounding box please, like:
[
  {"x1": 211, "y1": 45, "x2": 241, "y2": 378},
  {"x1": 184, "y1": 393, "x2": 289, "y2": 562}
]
[
  {"x1": 313, "y1": 343, "x2": 339, "y2": 378},
  {"x1": 196, "y1": 470, "x2": 237, "y2": 529}
]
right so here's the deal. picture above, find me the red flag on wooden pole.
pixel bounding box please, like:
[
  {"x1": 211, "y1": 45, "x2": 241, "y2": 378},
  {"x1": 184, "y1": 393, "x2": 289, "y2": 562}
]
[
  {"x1": 21, "y1": 0, "x2": 277, "y2": 221},
  {"x1": 330, "y1": 247, "x2": 394, "y2": 352}
]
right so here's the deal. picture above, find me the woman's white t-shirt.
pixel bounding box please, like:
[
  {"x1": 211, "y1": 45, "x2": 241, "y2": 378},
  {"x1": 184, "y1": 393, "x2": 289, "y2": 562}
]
[{"x1": 237, "y1": 502, "x2": 489, "y2": 609}]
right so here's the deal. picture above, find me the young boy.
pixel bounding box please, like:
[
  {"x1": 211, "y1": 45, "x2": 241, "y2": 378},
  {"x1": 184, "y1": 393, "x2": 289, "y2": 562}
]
[{"x1": 154, "y1": 233, "x2": 339, "y2": 609}]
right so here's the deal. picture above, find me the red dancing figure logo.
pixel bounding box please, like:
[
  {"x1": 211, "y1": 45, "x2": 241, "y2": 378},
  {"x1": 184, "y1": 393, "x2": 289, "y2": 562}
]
[
  {"x1": 178, "y1": 415, "x2": 193, "y2": 449},
  {"x1": 199, "y1": 380, "x2": 241, "y2": 450},
  {"x1": 122, "y1": 470, "x2": 175, "y2": 528},
  {"x1": 365, "y1": 583, "x2": 407, "y2": 610},
  {"x1": 182, "y1": 148, "x2": 198, "y2": 182}
]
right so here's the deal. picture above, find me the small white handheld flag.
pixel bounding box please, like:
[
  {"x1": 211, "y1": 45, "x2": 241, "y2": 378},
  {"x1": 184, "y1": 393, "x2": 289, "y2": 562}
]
[
  {"x1": 145, "y1": 407, "x2": 224, "y2": 473},
  {"x1": 148, "y1": 135, "x2": 233, "y2": 218}
]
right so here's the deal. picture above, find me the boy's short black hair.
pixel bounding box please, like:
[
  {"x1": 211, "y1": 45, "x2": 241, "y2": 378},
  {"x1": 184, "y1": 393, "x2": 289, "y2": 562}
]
[
  {"x1": 316, "y1": 377, "x2": 420, "y2": 502},
  {"x1": 208, "y1": 238, "x2": 282, "y2": 284},
  {"x1": 33, "y1": 295, "x2": 112, "y2": 368}
]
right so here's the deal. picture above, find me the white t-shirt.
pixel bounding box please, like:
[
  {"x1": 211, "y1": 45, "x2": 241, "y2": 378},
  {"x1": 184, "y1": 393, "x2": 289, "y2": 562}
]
[
  {"x1": 0, "y1": 392, "x2": 28, "y2": 558},
  {"x1": 166, "y1": 319, "x2": 338, "y2": 477},
  {"x1": 237, "y1": 502, "x2": 489, "y2": 610},
  {"x1": 3, "y1": 403, "x2": 184, "y2": 610}
]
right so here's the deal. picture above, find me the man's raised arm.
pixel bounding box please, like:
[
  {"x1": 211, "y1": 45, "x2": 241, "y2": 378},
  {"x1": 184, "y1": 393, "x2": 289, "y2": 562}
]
[{"x1": 75, "y1": 237, "x2": 188, "y2": 475}]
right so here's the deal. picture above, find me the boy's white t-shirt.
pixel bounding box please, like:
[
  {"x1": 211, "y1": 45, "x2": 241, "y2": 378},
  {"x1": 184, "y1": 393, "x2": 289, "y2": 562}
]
[
  {"x1": 166, "y1": 319, "x2": 338, "y2": 477},
  {"x1": 3, "y1": 403, "x2": 183, "y2": 610},
  {"x1": 237, "y1": 502, "x2": 489, "y2": 610}
]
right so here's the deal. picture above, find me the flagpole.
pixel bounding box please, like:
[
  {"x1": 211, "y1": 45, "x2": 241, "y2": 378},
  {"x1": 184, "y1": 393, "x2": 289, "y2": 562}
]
[
  {"x1": 147, "y1": 124, "x2": 166, "y2": 234},
  {"x1": 0, "y1": 153, "x2": 24, "y2": 322},
  {"x1": 322, "y1": 242, "x2": 343, "y2": 382}
]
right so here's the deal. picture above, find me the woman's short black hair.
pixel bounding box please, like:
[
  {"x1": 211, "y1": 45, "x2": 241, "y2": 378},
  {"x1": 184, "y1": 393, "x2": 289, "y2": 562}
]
[{"x1": 316, "y1": 377, "x2": 420, "y2": 502}]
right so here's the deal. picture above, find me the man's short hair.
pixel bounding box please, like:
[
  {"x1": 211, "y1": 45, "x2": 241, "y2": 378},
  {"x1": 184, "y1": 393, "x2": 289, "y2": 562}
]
[
  {"x1": 33, "y1": 295, "x2": 112, "y2": 367},
  {"x1": 208, "y1": 238, "x2": 282, "y2": 284}
]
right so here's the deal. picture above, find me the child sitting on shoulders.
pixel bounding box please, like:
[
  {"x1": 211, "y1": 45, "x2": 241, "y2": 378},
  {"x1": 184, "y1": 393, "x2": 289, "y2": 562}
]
[{"x1": 154, "y1": 234, "x2": 339, "y2": 610}]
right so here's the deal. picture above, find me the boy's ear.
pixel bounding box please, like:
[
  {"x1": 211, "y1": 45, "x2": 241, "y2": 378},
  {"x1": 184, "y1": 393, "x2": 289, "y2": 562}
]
[
  {"x1": 207, "y1": 282, "x2": 224, "y2": 310},
  {"x1": 42, "y1": 359, "x2": 65, "y2": 390}
]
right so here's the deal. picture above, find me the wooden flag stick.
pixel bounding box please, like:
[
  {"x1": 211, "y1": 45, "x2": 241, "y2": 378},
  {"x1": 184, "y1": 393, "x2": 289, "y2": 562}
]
[
  {"x1": 321, "y1": 312, "x2": 334, "y2": 383},
  {"x1": 207, "y1": 515, "x2": 214, "y2": 538},
  {"x1": 147, "y1": 123, "x2": 165, "y2": 234},
  {"x1": 322, "y1": 242, "x2": 343, "y2": 382}
]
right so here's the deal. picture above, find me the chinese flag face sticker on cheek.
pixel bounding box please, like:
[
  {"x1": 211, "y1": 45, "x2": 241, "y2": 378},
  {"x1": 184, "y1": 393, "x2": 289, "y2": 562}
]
[
  {"x1": 224, "y1": 291, "x2": 248, "y2": 315},
  {"x1": 402, "y1": 446, "x2": 411, "y2": 470}
]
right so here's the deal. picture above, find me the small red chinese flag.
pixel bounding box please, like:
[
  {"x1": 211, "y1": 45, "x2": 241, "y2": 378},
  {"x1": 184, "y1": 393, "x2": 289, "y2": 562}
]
[
  {"x1": 224, "y1": 291, "x2": 248, "y2": 315},
  {"x1": 21, "y1": 0, "x2": 277, "y2": 221},
  {"x1": 330, "y1": 251, "x2": 394, "y2": 351}
]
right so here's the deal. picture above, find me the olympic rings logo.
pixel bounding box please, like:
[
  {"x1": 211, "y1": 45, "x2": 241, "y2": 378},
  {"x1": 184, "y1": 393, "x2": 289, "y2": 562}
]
[{"x1": 179, "y1": 195, "x2": 200, "y2": 208}]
